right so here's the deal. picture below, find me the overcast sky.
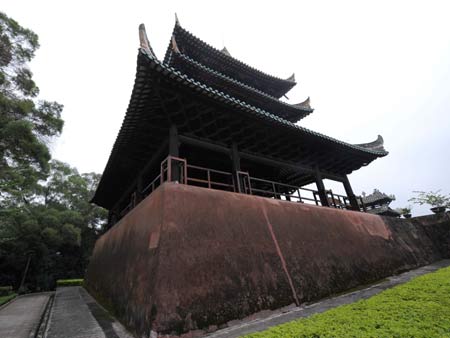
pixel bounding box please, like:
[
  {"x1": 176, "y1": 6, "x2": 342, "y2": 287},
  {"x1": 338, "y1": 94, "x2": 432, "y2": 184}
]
[{"x1": 3, "y1": 0, "x2": 450, "y2": 215}]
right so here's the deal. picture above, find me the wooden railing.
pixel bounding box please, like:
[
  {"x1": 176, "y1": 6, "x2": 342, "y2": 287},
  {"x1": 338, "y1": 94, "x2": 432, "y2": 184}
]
[
  {"x1": 186, "y1": 164, "x2": 235, "y2": 192},
  {"x1": 246, "y1": 175, "x2": 320, "y2": 205},
  {"x1": 119, "y1": 156, "x2": 367, "y2": 217}
]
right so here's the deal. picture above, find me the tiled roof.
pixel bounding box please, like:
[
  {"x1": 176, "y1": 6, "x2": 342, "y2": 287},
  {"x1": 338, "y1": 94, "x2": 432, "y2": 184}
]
[
  {"x1": 169, "y1": 51, "x2": 313, "y2": 122},
  {"x1": 362, "y1": 189, "x2": 395, "y2": 206},
  {"x1": 366, "y1": 205, "x2": 401, "y2": 217},
  {"x1": 144, "y1": 48, "x2": 388, "y2": 157},
  {"x1": 164, "y1": 22, "x2": 296, "y2": 98}
]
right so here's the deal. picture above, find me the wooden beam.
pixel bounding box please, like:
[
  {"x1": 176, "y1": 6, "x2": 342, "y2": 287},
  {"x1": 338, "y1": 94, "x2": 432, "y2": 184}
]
[
  {"x1": 314, "y1": 170, "x2": 330, "y2": 207},
  {"x1": 178, "y1": 134, "x2": 346, "y2": 180},
  {"x1": 169, "y1": 125, "x2": 180, "y2": 181},
  {"x1": 231, "y1": 142, "x2": 241, "y2": 192},
  {"x1": 111, "y1": 140, "x2": 168, "y2": 214},
  {"x1": 342, "y1": 175, "x2": 360, "y2": 211}
]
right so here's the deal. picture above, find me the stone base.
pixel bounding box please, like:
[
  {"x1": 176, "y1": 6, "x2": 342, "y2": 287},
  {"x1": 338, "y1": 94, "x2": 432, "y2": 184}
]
[{"x1": 85, "y1": 183, "x2": 450, "y2": 337}]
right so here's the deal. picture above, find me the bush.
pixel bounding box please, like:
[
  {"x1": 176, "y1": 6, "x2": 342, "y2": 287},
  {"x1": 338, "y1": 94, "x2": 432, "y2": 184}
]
[
  {"x1": 56, "y1": 279, "x2": 84, "y2": 287},
  {"x1": 0, "y1": 286, "x2": 13, "y2": 296}
]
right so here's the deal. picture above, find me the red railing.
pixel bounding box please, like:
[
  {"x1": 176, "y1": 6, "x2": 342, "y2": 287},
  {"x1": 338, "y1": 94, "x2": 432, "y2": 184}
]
[{"x1": 118, "y1": 156, "x2": 366, "y2": 217}]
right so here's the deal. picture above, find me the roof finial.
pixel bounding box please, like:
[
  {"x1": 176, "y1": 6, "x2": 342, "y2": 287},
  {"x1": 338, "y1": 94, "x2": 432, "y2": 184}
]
[
  {"x1": 139, "y1": 24, "x2": 156, "y2": 57},
  {"x1": 175, "y1": 13, "x2": 181, "y2": 26},
  {"x1": 171, "y1": 35, "x2": 180, "y2": 53},
  {"x1": 221, "y1": 46, "x2": 231, "y2": 56},
  {"x1": 287, "y1": 73, "x2": 295, "y2": 82}
]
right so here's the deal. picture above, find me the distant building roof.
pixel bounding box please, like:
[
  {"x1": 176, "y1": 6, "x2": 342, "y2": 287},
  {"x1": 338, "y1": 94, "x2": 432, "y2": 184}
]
[
  {"x1": 366, "y1": 205, "x2": 401, "y2": 217},
  {"x1": 362, "y1": 189, "x2": 395, "y2": 207}
]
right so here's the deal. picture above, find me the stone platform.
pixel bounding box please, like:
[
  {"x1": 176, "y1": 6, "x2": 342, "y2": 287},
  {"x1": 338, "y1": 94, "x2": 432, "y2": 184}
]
[{"x1": 85, "y1": 183, "x2": 450, "y2": 337}]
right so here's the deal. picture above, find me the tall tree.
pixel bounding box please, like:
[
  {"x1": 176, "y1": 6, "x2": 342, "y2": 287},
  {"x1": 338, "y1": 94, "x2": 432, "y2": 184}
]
[
  {"x1": 0, "y1": 12, "x2": 64, "y2": 206},
  {"x1": 0, "y1": 13, "x2": 106, "y2": 291}
]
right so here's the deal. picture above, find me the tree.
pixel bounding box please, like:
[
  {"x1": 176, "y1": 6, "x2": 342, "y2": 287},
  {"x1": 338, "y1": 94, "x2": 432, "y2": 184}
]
[
  {"x1": 0, "y1": 12, "x2": 64, "y2": 206},
  {"x1": 0, "y1": 13, "x2": 106, "y2": 291},
  {"x1": 0, "y1": 160, "x2": 107, "y2": 291},
  {"x1": 409, "y1": 191, "x2": 450, "y2": 209}
]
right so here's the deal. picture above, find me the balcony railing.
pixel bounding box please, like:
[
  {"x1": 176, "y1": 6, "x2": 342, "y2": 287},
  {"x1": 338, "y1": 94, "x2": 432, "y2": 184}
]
[{"x1": 119, "y1": 156, "x2": 366, "y2": 217}]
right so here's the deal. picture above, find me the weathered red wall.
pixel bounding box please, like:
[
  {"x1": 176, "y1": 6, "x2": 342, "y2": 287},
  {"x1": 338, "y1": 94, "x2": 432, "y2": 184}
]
[{"x1": 85, "y1": 183, "x2": 449, "y2": 337}]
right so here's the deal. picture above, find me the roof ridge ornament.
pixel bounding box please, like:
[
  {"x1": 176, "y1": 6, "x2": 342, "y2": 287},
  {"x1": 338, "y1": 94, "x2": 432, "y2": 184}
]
[
  {"x1": 355, "y1": 135, "x2": 386, "y2": 153},
  {"x1": 221, "y1": 46, "x2": 231, "y2": 56},
  {"x1": 287, "y1": 73, "x2": 295, "y2": 82},
  {"x1": 139, "y1": 24, "x2": 156, "y2": 58},
  {"x1": 295, "y1": 97, "x2": 311, "y2": 110},
  {"x1": 175, "y1": 13, "x2": 181, "y2": 26},
  {"x1": 171, "y1": 35, "x2": 180, "y2": 53}
]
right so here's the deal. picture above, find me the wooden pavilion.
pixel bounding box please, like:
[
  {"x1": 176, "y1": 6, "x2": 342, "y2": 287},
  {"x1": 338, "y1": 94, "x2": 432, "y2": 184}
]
[{"x1": 91, "y1": 19, "x2": 388, "y2": 227}]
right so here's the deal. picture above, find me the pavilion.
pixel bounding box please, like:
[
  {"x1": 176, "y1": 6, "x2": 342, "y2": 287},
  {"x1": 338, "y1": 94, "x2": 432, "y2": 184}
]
[{"x1": 91, "y1": 19, "x2": 388, "y2": 227}]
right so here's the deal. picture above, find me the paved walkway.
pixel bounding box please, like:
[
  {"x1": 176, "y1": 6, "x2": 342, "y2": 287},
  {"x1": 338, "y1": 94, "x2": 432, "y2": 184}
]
[
  {"x1": 0, "y1": 293, "x2": 51, "y2": 338},
  {"x1": 206, "y1": 260, "x2": 450, "y2": 338},
  {"x1": 46, "y1": 287, "x2": 132, "y2": 338},
  {"x1": 46, "y1": 287, "x2": 106, "y2": 338}
]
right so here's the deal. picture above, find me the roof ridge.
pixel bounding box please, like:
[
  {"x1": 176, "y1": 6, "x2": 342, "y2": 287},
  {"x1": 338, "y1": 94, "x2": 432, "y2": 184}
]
[
  {"x1": 171, "y1": 24, "x2": 296, "y2": 86},
  {"x1": 142, "y1": 48, "x2": 388, "y2": 157}
]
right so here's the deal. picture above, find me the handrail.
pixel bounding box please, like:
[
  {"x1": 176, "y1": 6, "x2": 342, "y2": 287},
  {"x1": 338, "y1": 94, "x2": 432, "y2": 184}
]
[
  {"x1": 142, "y1": 174, "x2": 162, "y2": 195},
  {"x1": 186, "y1": 163, "x2": 234, "y2": 191},
  {"x1": 116, "y1": 156, "x2": 367, "y2": 222}
]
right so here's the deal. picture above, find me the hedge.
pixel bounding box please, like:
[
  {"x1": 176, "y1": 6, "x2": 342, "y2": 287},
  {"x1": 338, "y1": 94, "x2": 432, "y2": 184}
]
[
  {"x1": 56, "y1": 279, "x2": 84, "y2": 287},
  {"x1": 0, "y1": 286, "x2": 13, "y2": 296}
]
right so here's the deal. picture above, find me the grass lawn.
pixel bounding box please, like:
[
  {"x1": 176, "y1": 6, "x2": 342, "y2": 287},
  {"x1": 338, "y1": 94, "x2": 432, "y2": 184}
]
[
  {"x1": 0, "y1": 293, "x2": 17, "y2": 306},
  {"x1": 244, "y1": 266, "x2": 450, "y2": 338}
]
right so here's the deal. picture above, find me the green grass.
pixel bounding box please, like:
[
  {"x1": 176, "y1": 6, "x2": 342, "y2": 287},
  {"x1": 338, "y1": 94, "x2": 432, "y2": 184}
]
[
  {"x1": 56, "y1": 278, "x2": 84, "y2": 287},
  {"x1": 0, "y1": 293, "x2": 17, "y2": 306},
  {"x1": 243, "y1": 267, "x2": 450, "y2": 338}
]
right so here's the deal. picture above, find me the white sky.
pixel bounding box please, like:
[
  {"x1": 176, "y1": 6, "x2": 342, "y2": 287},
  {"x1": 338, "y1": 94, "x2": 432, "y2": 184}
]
[{"x1": 3, "y1": 0, "x2": 450, "y2": 215}]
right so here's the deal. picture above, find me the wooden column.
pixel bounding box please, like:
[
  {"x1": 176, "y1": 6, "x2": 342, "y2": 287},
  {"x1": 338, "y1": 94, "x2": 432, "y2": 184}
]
[
  {"x1": 314, "y1": 170, "x2": 330, "y2": 207},
  {"x1": 169, "y1": 125, "x2": 180, "y2": 182},
  {"x1": 135, "y1": 175, "x2": 144, "y2": 203},
  {"x1": 342, "y1": 175, "x2": 360, "y2": 211},
  {"x1": 231, "y1": 143, "x2": 241, "y2": 192}
]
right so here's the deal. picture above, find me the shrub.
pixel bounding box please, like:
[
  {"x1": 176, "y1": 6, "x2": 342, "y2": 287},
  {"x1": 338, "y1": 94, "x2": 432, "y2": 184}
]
[
  {"x1": 0, "y1": 286, "x2": 13, "y2": 296},
  {"x1": 56, "y1": 279, "x2": 84, "y2": 287}
]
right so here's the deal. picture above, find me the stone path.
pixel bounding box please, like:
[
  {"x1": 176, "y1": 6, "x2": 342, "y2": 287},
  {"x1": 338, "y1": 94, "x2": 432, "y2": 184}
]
[
  {"x1": 206, "y1": 259, "x2": 450, "y2": 338},
  {"x1": 46, "y1": 286, "x2": 132, "y2": 338},
  {"x1": 0, "y1": 293, "x2": 51, "y2": 338}
]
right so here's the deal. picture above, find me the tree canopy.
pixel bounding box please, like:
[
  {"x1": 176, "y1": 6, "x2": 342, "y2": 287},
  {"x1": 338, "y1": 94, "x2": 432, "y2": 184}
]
[
  {"x1": 0, "y1": 12, "x2": 63, "y2": 206},
  {"x1": 0, "y1": 12, "x2": 107, "y2": 291}
]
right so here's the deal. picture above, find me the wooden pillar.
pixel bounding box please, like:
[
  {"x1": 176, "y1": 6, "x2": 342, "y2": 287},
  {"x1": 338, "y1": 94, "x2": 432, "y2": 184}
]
[
  {"x1": 169, "y1": 125, "x2": 180, "y2": 182},
  {"x1": 314, "y1": 170, "x2": 330, "y2": 207},
  {"x1": 231, "y1": 143, "x2": 241, "y2": 192},
  {"x1": 136, "y1": 175, "x2": 144, "y2": 202},
  {"x1": 342, "y1": 175, "x2": 360, "y2": 211}
]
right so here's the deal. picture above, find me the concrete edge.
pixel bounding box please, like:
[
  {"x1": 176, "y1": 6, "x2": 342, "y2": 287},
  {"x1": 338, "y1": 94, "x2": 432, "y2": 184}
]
[{"x1": 79, "y1": 286, "x2": 135, "y2": 338}]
